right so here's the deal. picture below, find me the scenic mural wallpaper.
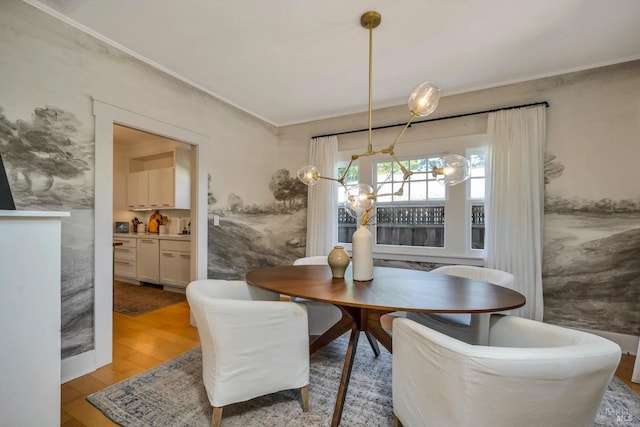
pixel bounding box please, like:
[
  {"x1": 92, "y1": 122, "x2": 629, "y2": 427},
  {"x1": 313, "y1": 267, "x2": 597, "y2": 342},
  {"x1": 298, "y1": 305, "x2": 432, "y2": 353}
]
[
  {"x1": 0, "y1": 105, "x2": 95, "y2": 358},
  {"x1": 2, "y1": 103, "x2": 638, "y2": 363},
  {"x1": 207, "y1": 169, "x2": 307, "y2": 279},
  {"x1": 543, "y1": 152, "x2": 640, "y2": 335}
]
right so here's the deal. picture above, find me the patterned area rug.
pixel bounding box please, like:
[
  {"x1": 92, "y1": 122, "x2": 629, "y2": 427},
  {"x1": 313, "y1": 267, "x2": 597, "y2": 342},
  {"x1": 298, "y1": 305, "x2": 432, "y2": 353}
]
[
  {"x1": 113, "y1": 281, "x2": 186, "y2": 316},
  {"x1": 88, "y1": 334, "x2": 640, "y2": 426}
]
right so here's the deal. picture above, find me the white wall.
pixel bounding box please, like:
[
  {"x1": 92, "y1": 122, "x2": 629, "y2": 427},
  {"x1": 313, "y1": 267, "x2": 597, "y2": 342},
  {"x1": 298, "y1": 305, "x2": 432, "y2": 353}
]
[
  {"x1": 277, "y1": 60, "x2": 640, "y2": 342},
  {"x1": 1, "y1": 0, "x2": 638, "y2": 375},
  {"x1": 0, "y1": 0, "x2": 280, "y2": 378}
]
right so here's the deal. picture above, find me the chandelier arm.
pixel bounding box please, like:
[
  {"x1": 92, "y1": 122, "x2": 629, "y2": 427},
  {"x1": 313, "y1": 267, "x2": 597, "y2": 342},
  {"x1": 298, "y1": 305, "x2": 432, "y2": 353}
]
[
  {"x1": 337, "y1": 158, "x2": 356, "y2": 185},
  {"x1": 392, "y1": 179, "x2": 408, "y2": 197},
  {"x1": 375, "y1": 170, "x2": 393, "y2": 195},
  {"x1": 381, "y1": 113, "x2": 418, "y2": 155},
  {"x1": 317, "y1": 175, "x2": 341, "y2": 183},
  {"x1": 387, "y1": 153, "x2": 413, "y2": 180},
  {"x1": 430, "y1": 166, "x2": 445, "y2": 178}
]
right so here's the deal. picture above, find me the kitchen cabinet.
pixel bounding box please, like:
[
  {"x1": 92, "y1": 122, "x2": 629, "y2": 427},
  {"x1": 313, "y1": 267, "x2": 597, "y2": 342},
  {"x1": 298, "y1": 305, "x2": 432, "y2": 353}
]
[
  {"x1": 148, "y1": 167, "x2": 175, "y2": 208},
  {"x1": 137, "y1": 238, "x2": 159, "y2": 284},
  {"x1": 113, "y1": 237, "x2": 137, "y2": 281},
  {"x1": 113, "y1": 234, "x2": 191, "y2": 288},
  {"x1": 126, "y1": 170, "x2": 149, "y2": 209},
  {"x1": 126, "y1": 148, "x2": 190, "y2": 210},
  {"x1": 159, "y1": 240, "x2": 191, "y2": 290}
]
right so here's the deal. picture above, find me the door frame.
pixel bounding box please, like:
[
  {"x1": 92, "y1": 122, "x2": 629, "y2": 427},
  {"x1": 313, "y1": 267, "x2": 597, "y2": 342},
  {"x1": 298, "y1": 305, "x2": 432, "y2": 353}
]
[{"x1": 62, "y1": 98, "x2": 208, "y2": 381}]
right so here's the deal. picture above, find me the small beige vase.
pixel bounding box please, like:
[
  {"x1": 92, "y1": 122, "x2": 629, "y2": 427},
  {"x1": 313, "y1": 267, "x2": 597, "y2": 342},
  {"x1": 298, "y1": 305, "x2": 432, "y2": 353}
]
[{"x1": 327, "y1": 245, "x2": 350, "y2": 279}]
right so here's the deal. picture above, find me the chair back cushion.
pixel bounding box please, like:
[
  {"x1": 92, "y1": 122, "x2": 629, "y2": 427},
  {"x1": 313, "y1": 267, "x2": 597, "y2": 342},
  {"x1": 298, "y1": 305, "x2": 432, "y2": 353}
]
[
  {"x1": 293, "y1": 256, "x2": 329, "y2": 265},
  {"x1": 392, "y1": 316, "x2": 621, "y2": 427},
  {"x1": 431, "y1": 265, "x2": 515, "y2": 288},
  {"x1": 186, "y1": 279, "x2": 309, "y2": 407}
]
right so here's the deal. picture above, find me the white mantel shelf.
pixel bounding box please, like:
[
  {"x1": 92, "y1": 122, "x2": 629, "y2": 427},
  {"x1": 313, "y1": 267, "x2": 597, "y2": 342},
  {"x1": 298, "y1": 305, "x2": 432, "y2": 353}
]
[{"x1": 0, "y1": 210, "x2": 69, "y2": 426}]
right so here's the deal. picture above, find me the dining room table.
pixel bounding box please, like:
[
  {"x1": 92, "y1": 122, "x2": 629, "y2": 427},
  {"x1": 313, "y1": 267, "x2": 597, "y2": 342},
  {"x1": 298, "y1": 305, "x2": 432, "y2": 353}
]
[{"x1": 245, "y1": 264, "x2": 526, "y2": 426}]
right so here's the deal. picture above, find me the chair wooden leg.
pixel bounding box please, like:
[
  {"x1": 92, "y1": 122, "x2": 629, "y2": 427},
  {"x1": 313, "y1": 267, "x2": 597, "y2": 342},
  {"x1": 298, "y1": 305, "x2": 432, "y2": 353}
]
[
  {"x1": 300, "y1": 385, "x2": 309, "y2": 412},
  {"x1": 211, "y1": 406, "x2": 223, "y2": 427},
  {"x1": 394, "y1": 415, "x2": 404, "y2": 427}
]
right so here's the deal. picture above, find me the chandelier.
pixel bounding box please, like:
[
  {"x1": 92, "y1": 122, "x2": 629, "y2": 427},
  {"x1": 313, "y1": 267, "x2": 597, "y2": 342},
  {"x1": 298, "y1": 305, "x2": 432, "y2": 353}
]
[{"x1": 297, "y1": 11, "x2": 471, "y2": 224}]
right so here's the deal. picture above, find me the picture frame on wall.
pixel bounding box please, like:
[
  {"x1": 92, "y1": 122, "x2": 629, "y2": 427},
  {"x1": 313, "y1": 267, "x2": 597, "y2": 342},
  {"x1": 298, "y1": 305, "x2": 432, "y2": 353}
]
[{"x1": 0, "y1": 154, "x2": 15, "y2": 210}]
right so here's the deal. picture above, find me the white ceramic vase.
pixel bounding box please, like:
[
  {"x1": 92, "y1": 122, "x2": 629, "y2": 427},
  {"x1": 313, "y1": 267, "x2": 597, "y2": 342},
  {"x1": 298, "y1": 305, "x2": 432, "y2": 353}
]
[{"x1": 352, "y1": 225, "x2": 373, "y2": 281}]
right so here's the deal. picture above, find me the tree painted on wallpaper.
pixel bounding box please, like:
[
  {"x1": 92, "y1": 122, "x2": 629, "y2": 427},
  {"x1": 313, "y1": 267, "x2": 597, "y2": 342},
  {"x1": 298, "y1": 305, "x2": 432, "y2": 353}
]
[
  {"x1": 543, "y1": 152, "x2": 640, "y2": 336},
  {"x1": 0, "y1": 106, "x2": 93, "y2": 208},
  {"x1": 0, "y1": 105, "x2": 95, "y2": 358},
  {"x1": 207, "y1": 169, "x2": 307, "y2": 279}
]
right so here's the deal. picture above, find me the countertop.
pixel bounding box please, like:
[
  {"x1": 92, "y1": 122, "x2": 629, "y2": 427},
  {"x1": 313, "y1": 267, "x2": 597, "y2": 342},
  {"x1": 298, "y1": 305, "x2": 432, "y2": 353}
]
[{"x1": 113, "y1": 233, "x2": 191, "y2": 241}]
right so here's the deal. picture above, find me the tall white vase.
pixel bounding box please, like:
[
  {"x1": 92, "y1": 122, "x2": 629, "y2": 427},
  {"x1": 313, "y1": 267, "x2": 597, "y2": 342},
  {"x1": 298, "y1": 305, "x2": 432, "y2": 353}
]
[{"x1": 352, "y1": 225, "x2": 373, "y2": 281}]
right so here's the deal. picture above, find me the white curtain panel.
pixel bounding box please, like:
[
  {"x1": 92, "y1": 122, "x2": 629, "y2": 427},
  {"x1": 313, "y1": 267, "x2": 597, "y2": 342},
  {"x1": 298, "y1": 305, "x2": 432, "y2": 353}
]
[
  {"x1": 305, "y1": 136, "x2": 338, "y2": 257},
  {"x1": 485, "y1": 106, "x2": 546, "y2": 320}
]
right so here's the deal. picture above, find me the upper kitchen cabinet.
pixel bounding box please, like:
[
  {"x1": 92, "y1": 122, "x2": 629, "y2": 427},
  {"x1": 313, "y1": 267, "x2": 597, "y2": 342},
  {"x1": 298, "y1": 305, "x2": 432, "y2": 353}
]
[
  {"x1": 126, "y1": 148, "x2": 191, "y2": 210},
  {"x1": 127, "y1": 170, "x2": 149, "y2": 209}
]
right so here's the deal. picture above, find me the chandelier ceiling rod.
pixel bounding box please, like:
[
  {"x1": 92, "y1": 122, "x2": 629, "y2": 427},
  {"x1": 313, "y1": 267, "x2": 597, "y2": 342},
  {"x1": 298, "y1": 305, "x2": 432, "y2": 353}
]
[
  {"x1": 362, "y1": 11, "x2": 380, "y2": 155},
  {"x1": 311, "y1": 101, "x2": 550, "y2": 140}
]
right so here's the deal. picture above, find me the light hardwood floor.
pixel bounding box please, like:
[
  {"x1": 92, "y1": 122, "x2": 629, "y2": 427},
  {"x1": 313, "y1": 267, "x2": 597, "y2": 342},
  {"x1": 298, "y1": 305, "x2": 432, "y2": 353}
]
[
  {"x1": 61, "y1": 301, "x2": 199, "y2": 426},
  {"x1": 61, "y1": 301, "x2": 639, "y2": 426}
]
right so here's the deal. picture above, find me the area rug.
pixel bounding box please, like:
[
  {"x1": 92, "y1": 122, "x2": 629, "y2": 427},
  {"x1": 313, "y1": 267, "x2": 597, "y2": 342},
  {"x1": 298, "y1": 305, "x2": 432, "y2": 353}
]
[
  {"x1": 113, "y1": 281, "x2": 186, "y2": 316},
  {"x1": 88, "y1": 334, "x2": 640, "y2": 427}
]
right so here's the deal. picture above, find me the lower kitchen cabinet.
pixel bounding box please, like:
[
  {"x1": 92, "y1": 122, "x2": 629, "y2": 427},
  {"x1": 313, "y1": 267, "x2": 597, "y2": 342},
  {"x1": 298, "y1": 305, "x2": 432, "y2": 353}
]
[
  {"x1": 137, "y1": 238, "x2": 160, "y2": 284},
  {"x1": 159, "y1": 240, "x2": 191, "y2": 289},
  {"x1": 113, "y1": 237, "x2": 137, "y2": 281}
]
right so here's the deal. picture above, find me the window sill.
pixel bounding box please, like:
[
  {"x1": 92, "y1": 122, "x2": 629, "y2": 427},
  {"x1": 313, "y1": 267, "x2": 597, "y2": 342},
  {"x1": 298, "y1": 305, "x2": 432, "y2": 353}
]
[{"x1": 340, "y1": 242, "x2": 484, "y2": 266}]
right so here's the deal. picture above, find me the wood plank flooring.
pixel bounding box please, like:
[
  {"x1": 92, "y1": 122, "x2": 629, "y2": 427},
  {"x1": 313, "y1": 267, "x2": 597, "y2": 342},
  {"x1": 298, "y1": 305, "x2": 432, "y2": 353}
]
[
  {"x1": 61, "y1": 300, "x2": 639, "y2": 426},
  {"x1": 61, "y1": 301, "x2": 199, "y2": 426}
]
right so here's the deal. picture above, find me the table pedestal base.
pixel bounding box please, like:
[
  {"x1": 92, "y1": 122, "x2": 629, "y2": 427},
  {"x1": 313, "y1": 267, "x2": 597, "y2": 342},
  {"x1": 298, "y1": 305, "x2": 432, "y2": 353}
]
[{"x1": 310, "y1": 306, "x2": 393, "y2": 427}]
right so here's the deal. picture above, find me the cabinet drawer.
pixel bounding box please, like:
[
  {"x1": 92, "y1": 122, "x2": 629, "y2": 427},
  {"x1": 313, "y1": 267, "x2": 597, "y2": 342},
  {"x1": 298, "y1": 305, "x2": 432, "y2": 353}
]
[
  {"x1": 113, "y1": 237, "x2": 136, "y2": 248},
  {"x1": 160, "y1": 250, "x2": 191, "y2": 287},
  {"x1": 160, "y1": 251, "x2": 191, "y2": 261},
  {"x1": 114, "y1": 260, "x2": 137, "y2": 278},
  {"x1": 114, "y1": 247, "x2": 136, "y2": 261},
  {"x1": 160, "y1": 240, "x2": 190, "y2": 252}
]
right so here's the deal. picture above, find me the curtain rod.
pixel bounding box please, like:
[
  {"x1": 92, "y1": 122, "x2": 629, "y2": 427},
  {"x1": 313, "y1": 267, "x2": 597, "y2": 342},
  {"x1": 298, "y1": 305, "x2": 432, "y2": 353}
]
[{"x1": 312, "y1": 101, "x2": 549, "y2": 139}]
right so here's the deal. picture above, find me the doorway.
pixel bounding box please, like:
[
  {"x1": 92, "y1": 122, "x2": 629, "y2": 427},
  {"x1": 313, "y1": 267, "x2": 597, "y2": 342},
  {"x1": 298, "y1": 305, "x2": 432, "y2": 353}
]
[
  {"x1": 71, "y1": 99, "x2": 209, "y2": 381},
  {"x1": 112, "y1": 124, "x2": 193, "y2": 309}
]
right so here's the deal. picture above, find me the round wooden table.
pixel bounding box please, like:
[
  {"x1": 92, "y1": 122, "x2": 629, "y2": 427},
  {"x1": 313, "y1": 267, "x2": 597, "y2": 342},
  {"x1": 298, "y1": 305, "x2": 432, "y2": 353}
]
[{"x1": 246, "y1": 264, "x2": 526, "y2": 426}]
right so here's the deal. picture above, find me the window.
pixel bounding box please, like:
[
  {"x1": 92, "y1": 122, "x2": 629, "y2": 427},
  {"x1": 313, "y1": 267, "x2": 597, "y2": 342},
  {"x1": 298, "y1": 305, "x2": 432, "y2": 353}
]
[
  {"x1": 337, "y1": 134, "x2": 488, "y2": 261},
  {"x1": 374, "y1": 156, "x2": 447, "y2": 248},
  {"x1": 375, "y1": 157, "x2": 445, "y2": 203},
  {"x1": 468, "y1": 151, "x2": 486, "y2": 250},
  {"x1": 337, "y1": 164, "x2": 359, "y2": 243}
]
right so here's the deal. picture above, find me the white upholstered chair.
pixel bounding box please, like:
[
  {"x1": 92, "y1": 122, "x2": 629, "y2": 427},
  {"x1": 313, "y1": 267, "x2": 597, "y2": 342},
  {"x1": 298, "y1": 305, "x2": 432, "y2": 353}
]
[
  {"x1": 406, "y1": 265, "x2": 515, "y2": 343},
  {"x1": 392, "y1": 315, "x2": 621, "y2": 427},
  {"x1": 186, "y1": 279, "x2": 310, "y2": 427},
  {"x1": 292, "y1": 256, "x2": 343, "y2": 335}
]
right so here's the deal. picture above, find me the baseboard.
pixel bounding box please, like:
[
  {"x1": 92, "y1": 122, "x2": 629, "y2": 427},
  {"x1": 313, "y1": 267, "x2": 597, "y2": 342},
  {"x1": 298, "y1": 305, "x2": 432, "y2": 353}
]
[
  {"x1": 578, "y1": 328, "x2": 639, "y2": 355},
  {"x1": 115, "y1": 277, "x2": 139, "y2": 285},
  {"x1": 61, "y1": 350, "x2": 97, "y2": 384}
]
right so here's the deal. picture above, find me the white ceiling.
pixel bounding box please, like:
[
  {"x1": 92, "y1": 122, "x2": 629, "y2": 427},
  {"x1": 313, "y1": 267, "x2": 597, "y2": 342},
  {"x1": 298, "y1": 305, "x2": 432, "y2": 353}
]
[{"x1": 28, "y1": 0, "x2": 640, "y2": 127}]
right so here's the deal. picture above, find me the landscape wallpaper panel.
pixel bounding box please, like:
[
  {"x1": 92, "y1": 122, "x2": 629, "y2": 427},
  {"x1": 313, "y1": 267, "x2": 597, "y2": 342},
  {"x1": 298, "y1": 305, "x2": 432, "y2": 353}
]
[
  {"x1": 543, "y1": 153, "x2": 640, "y2": 335},
  {"x1": 0, "y1": 105, "x2": 95, "y2": 358},
  {"x1": 207, "y1": 169, "x2": 307, "y2": 279}
]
